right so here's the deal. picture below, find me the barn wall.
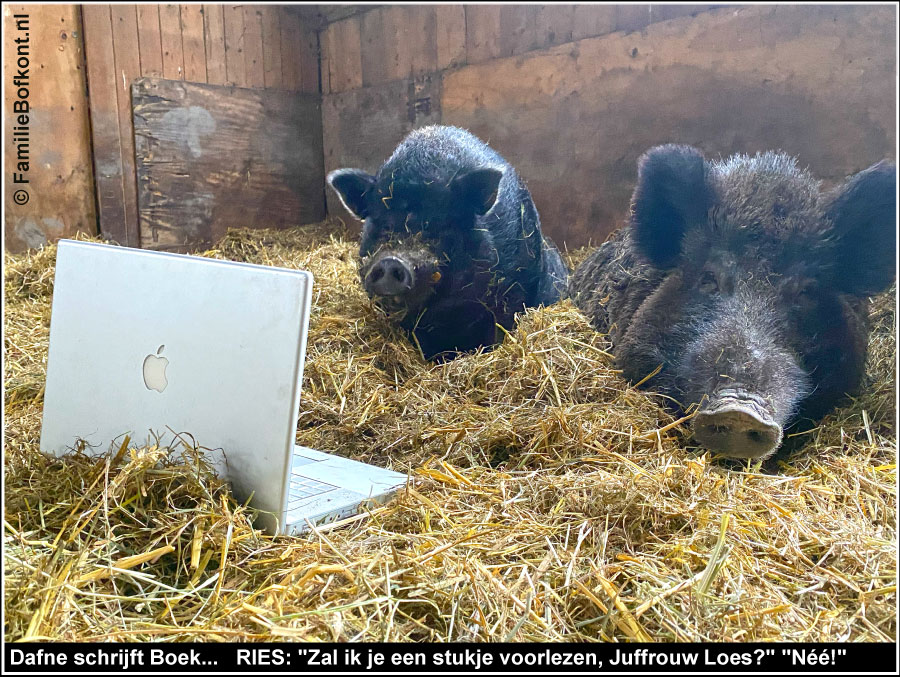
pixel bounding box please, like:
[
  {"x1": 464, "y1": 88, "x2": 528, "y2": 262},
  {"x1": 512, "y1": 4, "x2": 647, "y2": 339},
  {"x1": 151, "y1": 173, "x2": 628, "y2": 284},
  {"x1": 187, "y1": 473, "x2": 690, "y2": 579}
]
[
  {"x1": 82, "y1": 4, "x2": 320, "y2": 248},
  {"x1": 320, "y1": 4, "x2": 896, "y2": 248},
  {"x1": 3, "y1": 5, "x2": 97, "y2": 254}
]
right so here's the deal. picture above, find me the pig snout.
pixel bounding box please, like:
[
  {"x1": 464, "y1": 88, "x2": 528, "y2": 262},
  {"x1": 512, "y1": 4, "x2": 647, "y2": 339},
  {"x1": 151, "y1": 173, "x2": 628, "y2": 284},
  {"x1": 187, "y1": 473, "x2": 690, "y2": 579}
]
[
  {"x1": 365, "y1": 255, "x2": 414, "y2": 297},
  {"x1": 677, "y1": 293, "x2": 810, "y2": 460},
  {"x1": 692, "y1": 390, "x2": 783, "y2": 459},
  {"x1": 360, "y1": 249, "x2": 441, "y2": 311}
]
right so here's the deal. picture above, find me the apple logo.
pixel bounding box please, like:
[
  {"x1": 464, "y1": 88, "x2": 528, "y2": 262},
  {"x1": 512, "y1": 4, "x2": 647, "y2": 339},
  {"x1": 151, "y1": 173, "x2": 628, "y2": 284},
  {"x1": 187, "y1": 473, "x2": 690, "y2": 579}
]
[{"x1": 142, "y1": 345, "x2": 169, "y2": 393}]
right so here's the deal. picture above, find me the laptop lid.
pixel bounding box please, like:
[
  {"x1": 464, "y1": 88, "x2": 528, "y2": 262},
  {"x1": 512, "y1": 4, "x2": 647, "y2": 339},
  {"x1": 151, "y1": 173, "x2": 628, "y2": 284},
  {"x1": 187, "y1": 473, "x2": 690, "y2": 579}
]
[{"x1": 40, "y1": 240, "x2": 313, "y2": 532}]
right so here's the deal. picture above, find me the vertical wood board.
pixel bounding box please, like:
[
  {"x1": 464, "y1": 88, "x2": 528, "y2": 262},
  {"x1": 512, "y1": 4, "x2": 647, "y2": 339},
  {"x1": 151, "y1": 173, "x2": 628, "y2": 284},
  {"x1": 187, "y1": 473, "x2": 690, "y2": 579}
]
[{"x1": 4, "y1": 4, "x2": 98, "y2": 252}]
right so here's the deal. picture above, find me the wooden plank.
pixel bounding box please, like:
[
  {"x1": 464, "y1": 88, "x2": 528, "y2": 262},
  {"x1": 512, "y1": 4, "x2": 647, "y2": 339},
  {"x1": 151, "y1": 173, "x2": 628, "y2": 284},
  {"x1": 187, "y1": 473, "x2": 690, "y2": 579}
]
[
  {"x1": 82, "y1": 4, "x2": 129, "y2": 244},
  {"x1": 260, "y1": 5, "x2": 283, "y2": 89},
  {"x1": 203, "y1": 4, "x2": 226, "y2": 85},
  {"x1": 4, "y1": 5, "x2": 97, "y2": 252},
  {"x1": 132, "y1": 78, "x2": 325, "y2": 251},
  {"x1": 298, "y1": 25, "x2": 319, "y2": 94},
  {"x1": 295, "y1": 5, "x2": 383, "y2": 30},
  {"x1": 465, "y1": 6, "x2": 502, "y2": 64},
  {"x1": 651, "y1": 4, "x2": 716, "y2": 24},
  {"x1": 442, "y1": 6, "x2": 897, "y2": 248},
  {"x1": 181, "y1": 3, "x2": 207, "y2": 83},
  {"x1": 242, "y1": 4, "x2": 265, "y2": 88},
  {"x1": 535, "y1": 5, "x2": 575, "y2": 49},
  {"x1": 616, "y1": 4, "x2": 652, "y2": 33},
  {"x1": 499, "y1": 6, "x2": 538, "y2": 58},
  {"x1": 408, "y1": 6, "x2": 437, "y2": 78},
  {"x1": 435, "y1": 5, "x2": 466, "y2": 70},
  {"x1": 315, "y1": 13, "x2": 330, "y2": 93},
  {"x1": 223, "y1": 3, "x2": 246, "y2": 87},
  {"x1": 360, "y1": 7, "x2": 388, "y2": 87},
  {"x1": 159, "y1": 4, "x2": 184, "y2": 79},
  {"x1": 279, "y1": 8, "x2": 302, "y2": 91},
  {"x1": 136, "y1": 5, "x2": 163, "y2": 77},
  {"x1": 322, "y1": 74, "x2": 442, "y2": 224},
  {"x1": 324, "y1": 16, "x2": 362, "y2": 93},
  {"x1": 571, "y1": 5, "x2": 616, "y2": 41},
  {"x1": 383, "y1": 7, "x2": 412, "y2": 81},
  {"x1": 361, "y1": 6, "x2": 435, "y2": 80},
  {"x1": 108, "y1": 4, "x2": 142, "y2": 246}
]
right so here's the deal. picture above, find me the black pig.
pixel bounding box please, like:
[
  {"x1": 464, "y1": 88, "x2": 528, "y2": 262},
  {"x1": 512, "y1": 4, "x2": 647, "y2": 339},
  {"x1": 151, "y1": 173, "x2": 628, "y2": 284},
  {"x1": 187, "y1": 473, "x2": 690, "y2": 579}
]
[
  {"x1": 570, "y1": 145, "x2": 896, "y2": 460},
  {"x1": 327, "y1": 125, "x2": 568, "y2": 361}
]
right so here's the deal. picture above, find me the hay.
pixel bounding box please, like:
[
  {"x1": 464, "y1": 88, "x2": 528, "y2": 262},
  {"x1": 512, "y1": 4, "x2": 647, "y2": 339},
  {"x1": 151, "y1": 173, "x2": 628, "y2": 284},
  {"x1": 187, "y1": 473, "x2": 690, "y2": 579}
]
[{"x1": 3, "y1": 222, "x2": 896, "y2": 642}]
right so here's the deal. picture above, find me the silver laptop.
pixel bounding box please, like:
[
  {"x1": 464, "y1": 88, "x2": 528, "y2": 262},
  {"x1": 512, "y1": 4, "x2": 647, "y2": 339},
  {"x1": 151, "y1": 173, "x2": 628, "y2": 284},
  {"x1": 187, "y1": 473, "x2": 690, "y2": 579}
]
[{"x1": 39, "y1": 239, "x2": 407, "y2": 536}]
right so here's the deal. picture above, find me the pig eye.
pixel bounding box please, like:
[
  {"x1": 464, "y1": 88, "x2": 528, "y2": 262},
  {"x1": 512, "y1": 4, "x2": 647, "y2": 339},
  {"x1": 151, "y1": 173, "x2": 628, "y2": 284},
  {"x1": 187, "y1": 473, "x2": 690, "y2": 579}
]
[{"x1": 698, "y1": 270, "x2": 719, "y2": 294}]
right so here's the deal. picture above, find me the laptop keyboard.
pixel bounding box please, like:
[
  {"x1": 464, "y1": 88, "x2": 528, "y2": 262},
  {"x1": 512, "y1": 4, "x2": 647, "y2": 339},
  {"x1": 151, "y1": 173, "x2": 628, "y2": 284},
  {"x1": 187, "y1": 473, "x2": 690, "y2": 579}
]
[{"x1": 288, "y1": 473, "x2": 338, "y2": 507}]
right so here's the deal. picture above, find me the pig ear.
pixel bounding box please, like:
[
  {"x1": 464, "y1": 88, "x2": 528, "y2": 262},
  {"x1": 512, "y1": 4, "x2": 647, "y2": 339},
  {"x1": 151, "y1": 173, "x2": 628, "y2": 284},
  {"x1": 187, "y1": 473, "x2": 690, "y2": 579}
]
[
  {"x1": 327, "y1": 169, "x2": 376, "y2": 220},
  {"x1": 452, "y1": 167, "x2": 504, "y2": 216},
  {"x1": 631, "y1": 145, "x2": 710, "y2": 268},
  {"x1": 824, "y1": 160, "x2": 896, "y2": 297}
]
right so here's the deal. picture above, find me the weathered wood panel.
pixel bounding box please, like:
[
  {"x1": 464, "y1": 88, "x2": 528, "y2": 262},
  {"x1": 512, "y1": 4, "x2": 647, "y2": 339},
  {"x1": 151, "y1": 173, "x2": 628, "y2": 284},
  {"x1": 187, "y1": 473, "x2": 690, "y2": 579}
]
[
  {"x1": 203, "y1": 4, "x2": 227, "y2": 85},
  {"x1": 442, "y1": 5, "x2": 896, "y2": 248},
  {"x1": 280, "y1": 9, "x2": 302, "y2": 91},
  {"x1": 136, "y1": 5, "x2": 163, "y2": 77},
  {"x1": 79, "y1": 3, "x2": 319, "y2": 252},
  {"x1": 292, "y1": 4, "x2": 382, "y2": 31},
  {"x1": 323, "y1": 15, "x2": 362, "y2": 93},
  {"x1": 435, "y1": 5, "x2": 466, "y2": 70},
  {"x1": 359, "y1": 8, "x2": 388, "y2": 87},
  {"x1": 498, "y1": 6, "x2": 538, "y2": 59},
  {"x1": 652, "y1": 4, "x2": 716, "y2": 24},
  {"x1": 83, "y1": 4, "x2": 130, "y2": 245},
  {"x1": 133, "y1": 78, "x2": 325, "y2": 251},
  {"x1": 571, "y1": 5, "x2": 616, "y2": 42},
  {"x1": 108, "y1": 4, "x2": 142, "y2": 245},
  {"x1": 318, "y1": 4, "x2": 722, "y2": 91},
  {"x1": 260, "y1": 5, "x2": 283, "y2": 89},
  {"x1": 4, "y1": 5, "x2": 97, "y2": 252},
  {"x1": 159, "y1": 4, "x2": 184, "y2": 79},
  {"x1": 615, "y1": 4, "x2": 652, "y2": 33},
  {"x1": 465, "y1": 6, "x2": 502, "y2": 64},
  {"x1": 298, "y1": 25, "x2": 319, "y2": 94},
  {"x1": 181, "y1": 4, "x2": 207, "y2": 82},
  {"x1": 223, "y1": 4, "x2": 245, "y2": 87},
  {"x1": 405, "y1": 7, "x2": 437, "y2": 79},
  {"x1": 322, "y1": 74, "x2": 442, "y2": 224},
  {"x1": 535, "y1": 5, "x2": 575, "y2": 48},
  {"x1": 242, "y1": 5, "x2": 265, "y2": 88}
]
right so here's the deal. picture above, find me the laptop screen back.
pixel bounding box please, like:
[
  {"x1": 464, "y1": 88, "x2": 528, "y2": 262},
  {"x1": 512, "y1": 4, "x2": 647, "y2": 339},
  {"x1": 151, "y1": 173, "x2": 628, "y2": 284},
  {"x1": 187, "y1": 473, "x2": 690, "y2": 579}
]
[{"x1": 40, "y1": 241, "x2": 313, "y2": 529}]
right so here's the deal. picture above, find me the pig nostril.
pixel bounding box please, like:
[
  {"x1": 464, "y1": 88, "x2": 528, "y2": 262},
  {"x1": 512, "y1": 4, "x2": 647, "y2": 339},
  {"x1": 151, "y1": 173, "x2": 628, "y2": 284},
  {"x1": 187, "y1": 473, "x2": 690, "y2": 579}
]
[
  {"x1": 370, "y1": 267, "x2": 384, "y2": 282},
  {"x1": 391, "y1": 266, "x2": 406, "y2": 282},
  {"x1": 747, "y1": 430, "x2": 765, "y2": 443},
  {"x1": 709, "y1": 424, "x2": 730, "y2": 435}
]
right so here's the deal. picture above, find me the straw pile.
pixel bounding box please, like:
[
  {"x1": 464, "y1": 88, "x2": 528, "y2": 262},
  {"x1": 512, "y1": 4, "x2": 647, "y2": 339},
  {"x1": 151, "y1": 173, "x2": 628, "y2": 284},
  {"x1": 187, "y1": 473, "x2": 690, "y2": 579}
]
[{"x1": 4, "y1": 222, "x2": 896, "y2": 642}]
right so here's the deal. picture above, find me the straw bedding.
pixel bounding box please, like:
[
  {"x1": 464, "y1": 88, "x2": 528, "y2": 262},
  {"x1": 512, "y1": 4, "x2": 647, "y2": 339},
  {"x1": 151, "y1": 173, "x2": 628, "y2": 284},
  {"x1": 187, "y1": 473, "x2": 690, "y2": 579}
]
[{"x1": 4, "y1": 221, "x2": 896, "y2": 642}]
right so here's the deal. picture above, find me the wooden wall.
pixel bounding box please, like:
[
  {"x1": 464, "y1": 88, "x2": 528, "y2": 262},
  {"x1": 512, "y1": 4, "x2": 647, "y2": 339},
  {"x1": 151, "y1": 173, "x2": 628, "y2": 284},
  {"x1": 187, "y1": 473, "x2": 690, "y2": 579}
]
[
  {"x1": 3, "y1": 5, "x2": 97, "y2": 254},
  {"x1": 81, "y1": 4, "x2": 320, "y2": 248},
  {"x1": 6, "y1": 5, "x2": 895, "y2": 255},
  {"x1": 319, "y1": 5, "x2": 718, "y2": 95},
  {"x1": 319, "y1": 4, "x2": 720, "y2": 235},
  {"x1": 320, "y1": 4, "x2": 896, "y2": 249}
]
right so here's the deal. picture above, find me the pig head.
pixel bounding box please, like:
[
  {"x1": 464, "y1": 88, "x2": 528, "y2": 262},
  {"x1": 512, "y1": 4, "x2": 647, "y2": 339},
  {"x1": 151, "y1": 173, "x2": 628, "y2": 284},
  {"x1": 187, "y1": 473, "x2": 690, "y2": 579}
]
[
  {"x1": 326, "y1": 125, "x2": 568, "y2": 362},
  {"x1": 571, "y1": 145, "x2": 896, "y2": 460}
]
